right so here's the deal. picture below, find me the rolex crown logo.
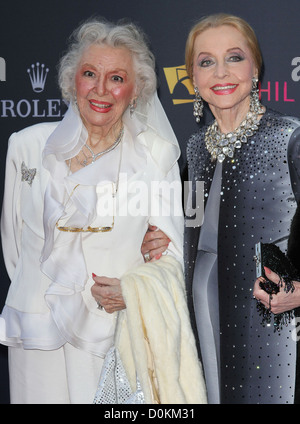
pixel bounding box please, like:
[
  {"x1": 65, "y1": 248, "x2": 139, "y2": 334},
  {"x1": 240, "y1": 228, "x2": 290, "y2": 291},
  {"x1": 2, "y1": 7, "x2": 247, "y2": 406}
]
[{"x1": 27, "y1": 62, "x2": 49, "y2": 93}]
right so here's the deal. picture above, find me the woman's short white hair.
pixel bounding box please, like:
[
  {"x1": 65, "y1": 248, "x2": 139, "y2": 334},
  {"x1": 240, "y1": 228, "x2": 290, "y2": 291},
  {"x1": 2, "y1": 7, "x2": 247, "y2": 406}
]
[{"x1": 58, "y1": 18, "x2": 157, "y2": 106}]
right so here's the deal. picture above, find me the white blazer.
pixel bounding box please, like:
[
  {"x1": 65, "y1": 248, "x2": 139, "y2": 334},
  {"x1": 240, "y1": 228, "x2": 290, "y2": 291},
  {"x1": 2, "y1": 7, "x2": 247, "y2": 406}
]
[{"x1": 0, "y1": 104, "x2": 184, "y2": 357}]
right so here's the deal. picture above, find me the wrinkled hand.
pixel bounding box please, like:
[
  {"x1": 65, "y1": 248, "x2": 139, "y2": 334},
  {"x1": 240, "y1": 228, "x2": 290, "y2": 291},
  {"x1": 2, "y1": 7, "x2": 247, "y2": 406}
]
[
  {"x1": 91, "y1": 274, "x2": 126, "y2": 314},
  {"x1": 253, "y1": 267, "x2": 300, "y2": 314},
  {"x1": 141, "y1": 225, "x2": 170, "y2": 262}
]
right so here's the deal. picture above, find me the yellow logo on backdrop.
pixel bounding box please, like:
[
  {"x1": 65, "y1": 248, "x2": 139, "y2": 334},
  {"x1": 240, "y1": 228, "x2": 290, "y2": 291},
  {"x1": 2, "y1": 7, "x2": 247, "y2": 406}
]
[{"x1": 163, "y1": 65, "x2": 194, "y2": 105}]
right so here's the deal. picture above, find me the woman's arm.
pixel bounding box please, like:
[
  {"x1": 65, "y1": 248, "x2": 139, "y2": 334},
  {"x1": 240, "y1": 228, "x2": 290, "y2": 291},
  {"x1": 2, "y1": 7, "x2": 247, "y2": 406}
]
[
  {"x1": 288, "y1": 124, "x2": 300, "y2": 203},
  {"x1": 92, "y1": 161, "x2": 184, "y2": 312},
  {"x1": 141, "y1": 162, "x2": 184, "y2": 264},
  {"x1": 1, "y1": 133, "x2": 22, "y2": 280},
  {"x1": 252, "y1": 123, "x2": 300, "y2": 315}
]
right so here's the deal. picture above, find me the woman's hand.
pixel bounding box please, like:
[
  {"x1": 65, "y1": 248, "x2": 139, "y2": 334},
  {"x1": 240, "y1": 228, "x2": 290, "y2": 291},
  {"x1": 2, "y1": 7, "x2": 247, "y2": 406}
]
[
  {"x1": 141, "y1": 225, "x2": 170, "y2": 262},
  {"x1": 253, "y1": 267, "x2": 300, "y2": 314},
  {"x1": 91, "y1": 274, "x2": 126, "y2": 314}
]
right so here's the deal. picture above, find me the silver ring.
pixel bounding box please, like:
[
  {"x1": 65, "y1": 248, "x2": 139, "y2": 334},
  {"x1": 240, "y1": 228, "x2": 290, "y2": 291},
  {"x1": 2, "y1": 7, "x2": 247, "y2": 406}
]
[
  {"x1": 144, "y1": 252, "x2": 150, "y2": 262},
  {"x1": 97, "y1": 302, "x2": 104, "y2": 310}
]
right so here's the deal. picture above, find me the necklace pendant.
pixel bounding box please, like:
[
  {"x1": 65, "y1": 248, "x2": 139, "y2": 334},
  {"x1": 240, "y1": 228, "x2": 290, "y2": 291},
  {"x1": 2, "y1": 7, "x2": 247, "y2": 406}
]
[{"x1": 217, "y1": 153, "x2": 225, "y2": 163}]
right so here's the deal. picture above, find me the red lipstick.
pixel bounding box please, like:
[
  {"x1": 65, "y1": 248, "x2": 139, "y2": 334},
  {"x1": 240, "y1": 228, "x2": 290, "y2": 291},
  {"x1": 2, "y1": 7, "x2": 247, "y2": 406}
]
[
  {"x1": 89, "y1": 99, "x2": 112, "y2": 113},
  {"x1": 210, "y1": 84, "x2": 239, "y2": 95}
]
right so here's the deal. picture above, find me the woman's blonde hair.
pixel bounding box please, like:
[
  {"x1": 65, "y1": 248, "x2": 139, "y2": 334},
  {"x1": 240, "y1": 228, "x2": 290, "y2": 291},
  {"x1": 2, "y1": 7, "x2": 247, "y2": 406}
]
[{"x1": 185, "y1": 13, "x2": 263, "y2": 80}]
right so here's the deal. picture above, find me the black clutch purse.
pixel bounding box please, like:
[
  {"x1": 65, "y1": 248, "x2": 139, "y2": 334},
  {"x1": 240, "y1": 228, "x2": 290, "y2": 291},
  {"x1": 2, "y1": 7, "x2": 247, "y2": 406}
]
[{"x1": 254, "y1": 242, "x2": 300, "y2": 330}]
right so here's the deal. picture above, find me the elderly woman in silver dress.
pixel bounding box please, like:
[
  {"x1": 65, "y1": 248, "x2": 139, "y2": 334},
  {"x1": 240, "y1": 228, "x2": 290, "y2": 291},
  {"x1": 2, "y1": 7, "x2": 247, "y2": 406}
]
[
  {"x1": 145, "y1": 13, "x2": 300, "y2": 404},
  {"x1": 0, "y1": 19, "x2": 206, "y2": 404},
  {"x1": 184, "y1": 13, "x2": 300, "y2": 404}
]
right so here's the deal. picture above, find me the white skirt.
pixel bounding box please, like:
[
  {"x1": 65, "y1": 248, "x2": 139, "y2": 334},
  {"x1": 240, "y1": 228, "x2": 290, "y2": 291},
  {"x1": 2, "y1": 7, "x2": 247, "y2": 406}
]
[{"x1": 8, "y1": 344, "x2": 104, "y2": 404}]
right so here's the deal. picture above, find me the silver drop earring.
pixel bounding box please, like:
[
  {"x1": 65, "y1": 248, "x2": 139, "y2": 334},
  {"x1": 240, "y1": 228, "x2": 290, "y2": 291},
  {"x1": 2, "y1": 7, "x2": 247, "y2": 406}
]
[
  {"x1": 193, "y1": 86, "x2": 203, "y2": 123},
  {"x1": 250, "y1": 77, "x2": 263, "y2": 114}
]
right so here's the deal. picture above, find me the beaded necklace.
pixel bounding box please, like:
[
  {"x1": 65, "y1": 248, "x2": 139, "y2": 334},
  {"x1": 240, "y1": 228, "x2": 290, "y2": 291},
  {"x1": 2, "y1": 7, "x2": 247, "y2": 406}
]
[{"x1": 205, "y1": 90, "x2": 265, "y2": 163}]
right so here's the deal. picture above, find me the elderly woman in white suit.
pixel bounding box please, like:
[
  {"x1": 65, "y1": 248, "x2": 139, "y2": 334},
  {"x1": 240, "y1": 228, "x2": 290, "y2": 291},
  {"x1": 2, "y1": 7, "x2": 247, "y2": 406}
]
[{"x1": 0, "y1": 19, "x2": 206, "y2": 404}]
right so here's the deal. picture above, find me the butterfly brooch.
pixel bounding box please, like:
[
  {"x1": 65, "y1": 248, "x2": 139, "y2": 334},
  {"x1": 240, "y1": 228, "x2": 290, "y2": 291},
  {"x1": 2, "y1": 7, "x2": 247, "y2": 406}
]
[{"x1": 21, "y1": 161, "x2": 36, "y2": 186}]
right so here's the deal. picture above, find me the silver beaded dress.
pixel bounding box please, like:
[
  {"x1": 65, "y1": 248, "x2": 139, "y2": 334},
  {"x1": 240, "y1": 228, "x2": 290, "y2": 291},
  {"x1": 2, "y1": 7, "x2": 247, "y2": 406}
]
[{"x1": 184, "y1": 109, "x2": 300, "y2": 404}]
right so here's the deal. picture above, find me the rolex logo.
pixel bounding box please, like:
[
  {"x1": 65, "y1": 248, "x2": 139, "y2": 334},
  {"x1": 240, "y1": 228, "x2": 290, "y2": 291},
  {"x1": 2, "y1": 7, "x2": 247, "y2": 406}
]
[{"x1": 27, "y1": 62, "x2": 49, "y2": 93}]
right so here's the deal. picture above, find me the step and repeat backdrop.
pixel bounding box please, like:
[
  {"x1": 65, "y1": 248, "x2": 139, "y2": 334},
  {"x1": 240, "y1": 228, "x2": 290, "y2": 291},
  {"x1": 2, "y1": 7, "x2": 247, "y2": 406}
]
[{"x1": 1, "y1": 0, "x2": 300, "y2": 403}]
